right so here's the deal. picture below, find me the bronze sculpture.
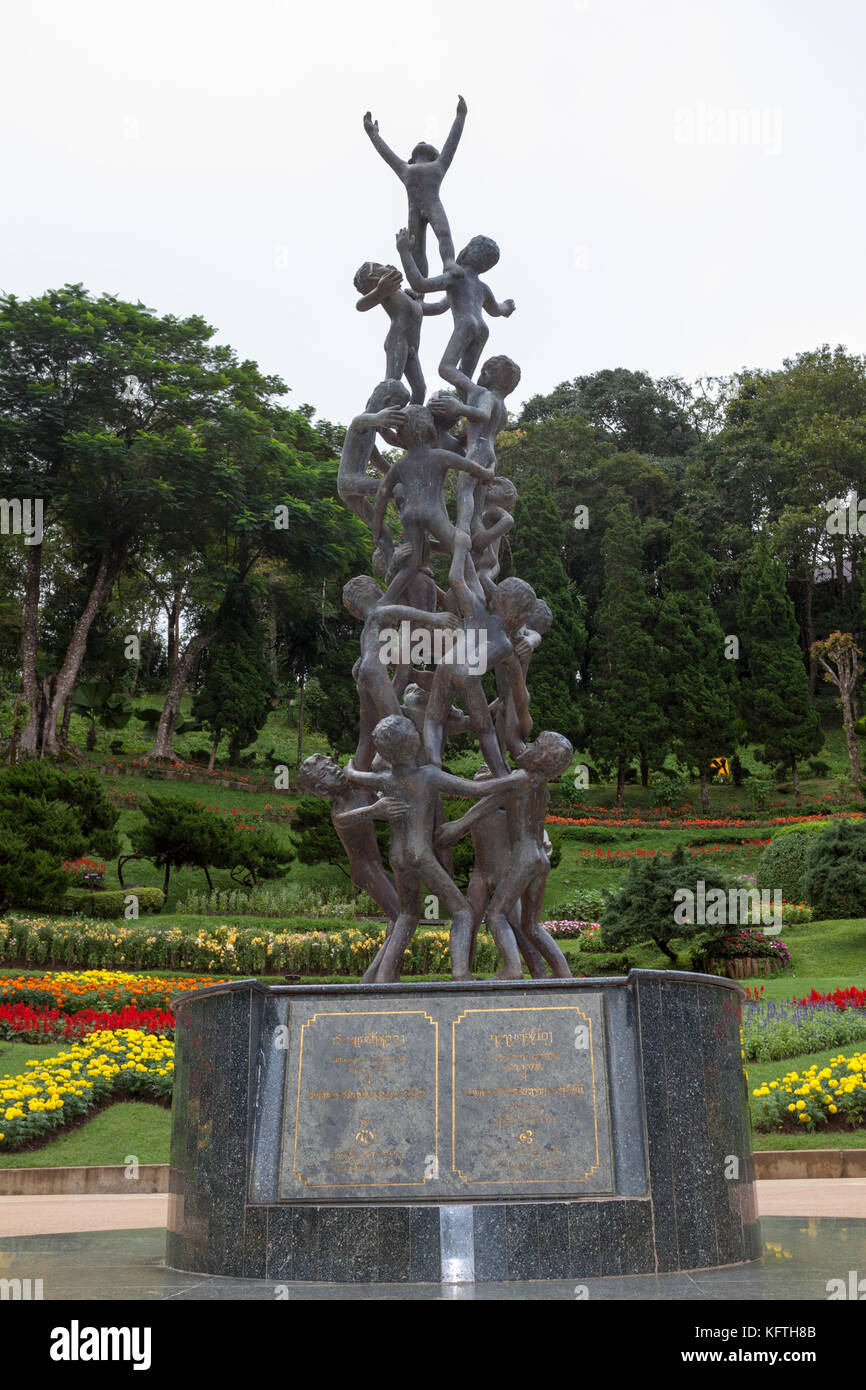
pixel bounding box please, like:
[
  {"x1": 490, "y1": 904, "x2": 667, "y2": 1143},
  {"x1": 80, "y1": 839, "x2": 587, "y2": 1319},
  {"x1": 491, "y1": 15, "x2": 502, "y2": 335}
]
[{"x1": 303, "y1": 96, "x2": 573, "y2": 983}]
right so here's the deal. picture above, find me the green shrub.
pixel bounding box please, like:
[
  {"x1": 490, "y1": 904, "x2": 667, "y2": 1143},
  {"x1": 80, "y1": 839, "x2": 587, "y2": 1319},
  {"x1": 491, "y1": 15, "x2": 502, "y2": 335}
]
[
  {"x1": 601, "y1": 844, "x2": 729, "y2": 964},
  {"x1": 63, "y1": 886, "x2": 166, "y2": 917},
  {"x1": 648, "y1": 772, "x2": 690, "y2": 808},
  {"x1": 755, "y1": 820, "x2": 830, "y2": 903},
  {"x1": 804, "y1": 819, "x2": 866, "y2": 919},
  {"x1": 558, "y1": 888, "x2": 606, "y2": 921},
  {"x1": 0, "y1": 763, "x2": 120, "y2": 910}
]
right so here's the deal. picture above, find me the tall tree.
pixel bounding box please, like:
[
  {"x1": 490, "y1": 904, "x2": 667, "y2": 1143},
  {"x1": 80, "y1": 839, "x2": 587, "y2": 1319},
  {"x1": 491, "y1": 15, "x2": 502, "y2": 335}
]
[
  {"x1": 736, "y1": 540, "x2": 823, "y2": 795},
  {"x1": 504, "y1": 479, "x2": 586, "y2": 744},
  {"x1": 811, "y1": 632, "x2": 863, "y2": 797},
  {"x1": 520, "y1": 367, "x2": 700, "y2": 456},
  {"x1": 192, "y1": 586, "x2": 273, "y2": 767},
  {"x1": 0, "y1": 285, "x2": 278, "y2": 755},
  {"x1": 583, "y1": 505, "x2": 667, "y2": 806},
  {"x1": 655, "y1": 514, "x2": 738, "y2": 811}
]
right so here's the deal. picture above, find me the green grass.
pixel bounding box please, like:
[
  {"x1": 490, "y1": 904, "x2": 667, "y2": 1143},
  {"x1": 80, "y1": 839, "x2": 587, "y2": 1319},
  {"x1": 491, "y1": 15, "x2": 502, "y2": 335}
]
[
  {"x1": 0, "y1": 1039, "x2": 66, "y2": 1076},
  {"x1": 0, "y1": 1102, "x2": 171, "y2": 1168}
]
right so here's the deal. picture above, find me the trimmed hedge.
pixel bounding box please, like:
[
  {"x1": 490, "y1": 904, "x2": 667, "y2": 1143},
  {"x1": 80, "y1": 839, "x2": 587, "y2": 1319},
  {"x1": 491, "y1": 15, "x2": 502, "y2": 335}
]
[
  {"x1": 63, "y1": 887, "x2": 166, "y2": 917},
  {"x1": 755, "y1": 820, "x2": 830, "y2": 903}
]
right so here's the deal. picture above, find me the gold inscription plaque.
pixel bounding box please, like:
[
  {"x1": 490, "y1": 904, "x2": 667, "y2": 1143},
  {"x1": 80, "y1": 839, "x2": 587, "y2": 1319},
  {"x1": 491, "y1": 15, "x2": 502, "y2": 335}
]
[
  {"x1": 451, "y1": 1004, "x2": 609, "y2": 1188},
  {"x1": 287, "y1": 1009, "x2": 438, "y2": 1192}
]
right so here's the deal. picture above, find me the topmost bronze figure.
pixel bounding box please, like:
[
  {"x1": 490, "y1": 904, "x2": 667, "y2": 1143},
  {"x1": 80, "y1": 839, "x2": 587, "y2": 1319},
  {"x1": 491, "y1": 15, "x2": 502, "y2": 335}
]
[{"x1": 363, "y1": 95, "x2": 467, "y2": 277}]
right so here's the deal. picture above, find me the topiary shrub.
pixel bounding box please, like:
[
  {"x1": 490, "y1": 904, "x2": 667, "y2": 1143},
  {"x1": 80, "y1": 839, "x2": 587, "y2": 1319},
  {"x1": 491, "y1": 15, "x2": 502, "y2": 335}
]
[
  {"x1": 755, "y1": 821, "x2": 831, "y2": 903},
  {"x1": 63, "y1": 886, "x2": 166, "y2": 917},
  {"x1": 804, "y1": 819, "x2": 866, "y2": 919}
]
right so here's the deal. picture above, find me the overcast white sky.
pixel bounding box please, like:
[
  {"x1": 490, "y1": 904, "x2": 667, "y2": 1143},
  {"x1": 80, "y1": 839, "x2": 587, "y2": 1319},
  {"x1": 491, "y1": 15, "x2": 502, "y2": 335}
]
[{"x1": 2, "y1": 0, "x2": 864, "y2": 424}]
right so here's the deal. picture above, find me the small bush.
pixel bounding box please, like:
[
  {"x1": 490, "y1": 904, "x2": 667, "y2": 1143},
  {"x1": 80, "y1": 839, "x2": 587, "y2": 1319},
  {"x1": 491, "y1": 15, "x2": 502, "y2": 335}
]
[
  {"x1": 557, "y1": 888, "x2": 607, "y2": 922},
  {"x1": 808, "y1": 760, "x2": 831, "y2": 778},
  {"x1": 804, "y1": 819, "x2": 866, "y2": 919},
  {"x1": 755, "y1": 820, "x2": 831, "y2": 903},
  {"x1": 648, "y1": 772, "x2": 690, "y2": 808}
]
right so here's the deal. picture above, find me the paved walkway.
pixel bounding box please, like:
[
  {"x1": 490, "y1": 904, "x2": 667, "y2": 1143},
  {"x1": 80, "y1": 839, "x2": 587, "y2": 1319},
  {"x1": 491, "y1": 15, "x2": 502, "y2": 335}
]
[
  {"x1": 0, "y1": 1193, "x2": 169, "y2": 1236},
  {"x1": 2, "y1": 1181, "x2": 866, "y2": 1237}
]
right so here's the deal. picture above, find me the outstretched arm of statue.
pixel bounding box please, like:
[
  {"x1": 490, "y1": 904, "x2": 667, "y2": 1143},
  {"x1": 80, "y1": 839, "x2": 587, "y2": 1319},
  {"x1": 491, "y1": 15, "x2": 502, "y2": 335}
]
[
  {"x1": 396, "y1": 228, "x2": 449, "y2": 293},
  {"x1": 378, "y1": 604, "x2": 461, "y2": 629},
  {"x1": 336, "y1": 796, "x2": 409, "y2": 827},
  {"x1": 363, "y1": 112, "x2": 407, "y2": 177},
  {"x1": 437, "y1": 767, "x2": 527, "y2": 802},
  {"x1": 439, "y1": 94, "x2": 468, "y2": 171},
  {"x1": 434, "y1": 787, "x2": 511, "y2": 848}
]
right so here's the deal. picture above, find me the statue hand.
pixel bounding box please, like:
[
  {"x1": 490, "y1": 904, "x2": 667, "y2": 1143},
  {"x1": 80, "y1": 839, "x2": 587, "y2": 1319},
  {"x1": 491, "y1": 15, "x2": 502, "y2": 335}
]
[
  {"x1": 501, "y1": 299, "x2": 516, "y2": 317},
  {"x1": 377, "y1": 267, "x2": 402, "y2": 294},
  {"x1": 438, "y1": 612, "x2": 461, "y2": 631},
  {"x1": 392, "y1": 541, "x2": 414, "y2": 566},
  {"x1": 363, "y1": 111, "x2": 378, "y2": 134},
  {"x1": 457, "y1": 94, "x2": 468, "y2": 117},
  {"x1": 428, "y1": 391, "x2": 461, "y2": 418},
  {"x1": 375, "y1": 407, "x2": 405, "y2": 431},
  {"x1": 395, "y1": 227, "x2": 411, "y2": 254},
  {"x1": 379, "y1": 797, "x2": 410, "y2": 821},
  {"x1": 515, "y1": 638, "x2": 532, "y2": 658}
]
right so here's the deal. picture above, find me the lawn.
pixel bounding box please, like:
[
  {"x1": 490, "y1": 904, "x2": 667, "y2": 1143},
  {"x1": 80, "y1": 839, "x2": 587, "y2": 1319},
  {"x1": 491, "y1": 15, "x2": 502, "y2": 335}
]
[{"x1": 0, "y1": 1103, "x2": 171, "y2": 1169}]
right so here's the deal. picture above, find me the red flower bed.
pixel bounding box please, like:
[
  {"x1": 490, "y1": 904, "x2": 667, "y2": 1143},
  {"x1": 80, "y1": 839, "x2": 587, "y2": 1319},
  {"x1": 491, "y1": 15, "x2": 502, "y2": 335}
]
[
  {"x1": 0, "y1": 1001, "x2": 174, "y2": 1042},
  {"x1": 794, "y1": 986, "x2": 866, "y2": 1011}
]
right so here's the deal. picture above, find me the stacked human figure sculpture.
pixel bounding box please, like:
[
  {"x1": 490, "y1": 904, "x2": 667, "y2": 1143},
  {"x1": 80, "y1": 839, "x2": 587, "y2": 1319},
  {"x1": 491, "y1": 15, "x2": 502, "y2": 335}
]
[{"x1": 302, "y1": 97, "x2": 573, "y2": 983}]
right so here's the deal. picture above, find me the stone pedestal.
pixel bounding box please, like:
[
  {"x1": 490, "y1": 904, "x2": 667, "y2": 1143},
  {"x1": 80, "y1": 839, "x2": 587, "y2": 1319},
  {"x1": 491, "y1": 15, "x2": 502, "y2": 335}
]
[{"x1": 166, "y1": 970, "x2": 759, "y2": 1283}]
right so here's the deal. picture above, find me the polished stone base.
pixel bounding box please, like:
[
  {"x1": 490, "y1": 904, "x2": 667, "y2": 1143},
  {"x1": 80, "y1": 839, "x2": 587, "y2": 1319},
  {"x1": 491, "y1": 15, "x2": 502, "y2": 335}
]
[{"x1": 166, "y1": 971, "x2": 759, "y2": 1282}]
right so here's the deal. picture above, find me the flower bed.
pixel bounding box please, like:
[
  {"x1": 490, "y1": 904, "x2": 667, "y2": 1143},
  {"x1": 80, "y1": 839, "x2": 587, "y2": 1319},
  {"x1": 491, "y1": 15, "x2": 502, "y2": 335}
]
[
  {"x1": 700, "y1": 927, "x2": 791, "y2": 978},
  {"x1": 0, "y1": 969, "x2": 219, "y2": 1012},
  {"x1": 0, "y1": 1002, "x2": 175, "y2": 1042},
  {"x1": 0, "y1": 919, "x2": 500, "y2": 977},
  {"x1": 547, "y1": 810, "x2": 864, "y2": 830},
  {"x1": 751, "y1": 1052, "x2": 866, "y2": 1132},
  {"x1": 542, "y1": 920, "x2": 603, "y2": 949},
  {"x1": 572, "y1": 841, "x2": 770, "y2": 862},
  {"x1": 795, "y1": 986, "x2": 866, "y2": 1010},
  {"x1": 743, "y1": 989, "x2": 866, "y2": 1062},
  {"x1": 0, "y1": 1029, "x2": 174, "y2": 1151}
]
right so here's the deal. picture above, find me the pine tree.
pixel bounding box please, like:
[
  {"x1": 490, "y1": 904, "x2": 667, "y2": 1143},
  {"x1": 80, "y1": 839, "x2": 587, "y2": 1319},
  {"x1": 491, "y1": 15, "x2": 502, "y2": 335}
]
[
  {"x1": 583, "y1": 505, "x2": 668, "y2": 807},
  {"x1": 655, "y1": 514, "x2": 738, "y2": 812},
  {"x1": 737, "y1": 540, "x2": 823, "y2": 796},
  {"x1": 505, "y1": 479, "x2": 586, "y2": 744},
  {"x1": 192, "y1": 587, "x2": 272, "y2": 766}
]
